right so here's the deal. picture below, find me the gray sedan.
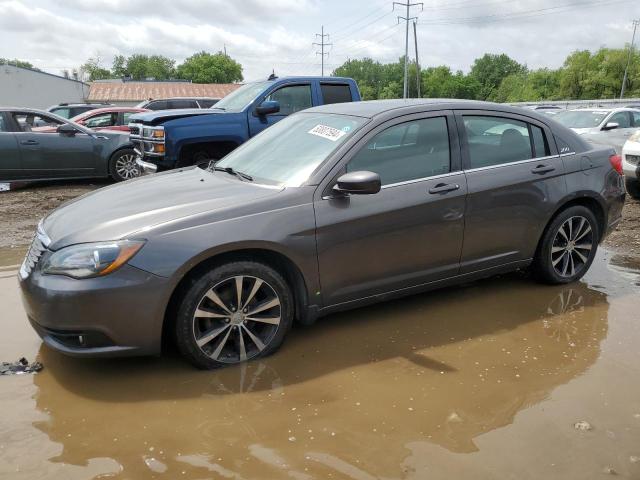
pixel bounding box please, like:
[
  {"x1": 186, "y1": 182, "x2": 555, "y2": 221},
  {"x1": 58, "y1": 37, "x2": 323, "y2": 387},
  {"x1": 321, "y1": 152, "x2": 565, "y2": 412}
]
[
  {"x1": 19, "y1": 99, "x2": 625, "y2": 369},
  {"x1": 553, "y1": 107, "x2": 640, "y2": 153},
  {"x1": 0, "y1": 108, "x2": 139, "y2": 183}
]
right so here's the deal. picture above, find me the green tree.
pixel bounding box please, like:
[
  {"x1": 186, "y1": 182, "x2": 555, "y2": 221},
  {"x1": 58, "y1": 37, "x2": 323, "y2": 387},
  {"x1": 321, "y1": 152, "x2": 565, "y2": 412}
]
[
  {"x1": 0, "y1": 58, "x2": 37, "y2": 70},
  {"x1": 333, "y1": 58, "x2": 388, "y2": 99},
  {"x1": 124, "y1": 54, "x2": 175, "y2": 80},
  {"x1": 176, "y1": 51, "x2": 243, "y2": 83},
  {"x1": 469, "y1": 53, "x2": 527, "y2": 100},
  {"x1": 80, "y1": 56, "x2": 112, "y2": 81},
  {"x1": 112, "y1": 55, "x2": 127, "y2": 77}
]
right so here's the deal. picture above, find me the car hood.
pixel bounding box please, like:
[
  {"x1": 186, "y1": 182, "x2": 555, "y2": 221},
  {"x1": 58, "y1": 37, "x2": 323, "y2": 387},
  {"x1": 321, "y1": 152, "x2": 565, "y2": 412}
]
[
  {"x1": 129, "y1": 109, "x2": 224, "y2": 125},
  {"x1": 42, "y1": 167, "x2": 282, "y2": 250}
]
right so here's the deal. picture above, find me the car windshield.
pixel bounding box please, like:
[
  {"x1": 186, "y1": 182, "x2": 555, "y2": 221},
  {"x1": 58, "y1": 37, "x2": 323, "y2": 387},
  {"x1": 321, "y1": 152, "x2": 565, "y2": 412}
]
[
  {"x1": 216, "y1": 112, "x2": 367, "y2": 186},
  {"x1": 212, "y1": 82, "x2": 270, "y2": 112},
  {"x1": 554, "y1": 110, "x2": 608, "y2": 128}
]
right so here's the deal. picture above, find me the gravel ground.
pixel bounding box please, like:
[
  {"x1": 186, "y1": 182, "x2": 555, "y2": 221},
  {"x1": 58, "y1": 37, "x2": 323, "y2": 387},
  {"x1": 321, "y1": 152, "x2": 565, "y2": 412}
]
[{"x1": 1, "y1": 181, "x2": 639, "y2": 257}]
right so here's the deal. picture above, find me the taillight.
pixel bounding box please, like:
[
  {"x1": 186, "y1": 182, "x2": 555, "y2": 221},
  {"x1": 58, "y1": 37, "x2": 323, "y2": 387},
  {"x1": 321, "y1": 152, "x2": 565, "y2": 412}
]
[{"x1": 609, "y1": 154, "x2": 623, "y2": 175}]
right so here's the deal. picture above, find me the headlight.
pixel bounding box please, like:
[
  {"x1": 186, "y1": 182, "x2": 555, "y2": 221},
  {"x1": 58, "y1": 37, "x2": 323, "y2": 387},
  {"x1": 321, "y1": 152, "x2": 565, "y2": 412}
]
[
  {"x1": 41, "y1": 240, "x2": 145, "y2": 279},
  {"x1": 143, "y1": 127, "x2": 164, "y2": 139},
  {"x1": 630, "y1": 130, "x2": 640, "y2": 143}
]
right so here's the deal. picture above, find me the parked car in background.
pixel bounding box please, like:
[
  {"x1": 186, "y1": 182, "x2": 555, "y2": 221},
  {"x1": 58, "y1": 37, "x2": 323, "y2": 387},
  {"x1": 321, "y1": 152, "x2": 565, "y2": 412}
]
[
  {"x1": 0, "y1": 108, "x2": 139, "y2": 183},
  {"x1": 71, "y1": 107, "x2": 149, "y2": 132},
  {"x1": 553, "y1": 107, "x2": 640, "y2": 153},
  {"x1": 20, "y1": 99, "x2": 624, "y2": 368},
  {"x1": 135, "y1": 97, "x2": 220, "y2": 110},
  {"x1": 47, "y1": 102, "x2": 113, "y2": 119},
  {"x1": 622, "y1": 131, "x2": 640, "y2": 198},
  {"x1": 130, "y1": 76, "x2": 361, "y2": 172},
  {"x1": 524, "y1": 105, "x2": 562, "y2": 115}
]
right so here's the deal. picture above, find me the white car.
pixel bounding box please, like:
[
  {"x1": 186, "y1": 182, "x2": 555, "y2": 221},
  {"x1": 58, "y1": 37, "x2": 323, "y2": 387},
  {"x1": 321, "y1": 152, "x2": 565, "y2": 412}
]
[
  {"x1": 554, "y1": 108, "x2": 640, "y2": 153},
  {"x1": 622, "y1": 131, "x2": 640, "y2": 198}
]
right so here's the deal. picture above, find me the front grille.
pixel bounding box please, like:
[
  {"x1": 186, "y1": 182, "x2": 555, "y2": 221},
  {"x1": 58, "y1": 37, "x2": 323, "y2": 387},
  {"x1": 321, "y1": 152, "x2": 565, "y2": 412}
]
[
  {"x1": 19, "y1": 223, "x2": 50, "y2": 279},
  {"x1": 129, "y1": 123, "x2": 141, "y2": 137},
  {"x1": 626, "y1": 154, "x2": 640, "y2": 166}
]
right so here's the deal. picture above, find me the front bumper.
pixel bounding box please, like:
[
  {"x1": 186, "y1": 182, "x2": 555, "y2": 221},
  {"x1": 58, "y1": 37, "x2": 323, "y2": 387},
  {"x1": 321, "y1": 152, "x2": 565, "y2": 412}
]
[{"x1": 19, "y1": 263, "x2": 172, "y2": 357}]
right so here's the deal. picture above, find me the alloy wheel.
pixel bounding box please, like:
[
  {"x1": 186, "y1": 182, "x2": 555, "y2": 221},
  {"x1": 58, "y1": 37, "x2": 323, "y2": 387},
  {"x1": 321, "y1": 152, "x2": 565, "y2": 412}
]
[
  {"x1": 115, "y1": 153, "x2": 141, "y2": 180},
  {"x1": 550, "y1": 216, "x2": 594, "y2": 278},
  {"x1": 192, "y1": 275, "x2": 282, "y2": 364}
]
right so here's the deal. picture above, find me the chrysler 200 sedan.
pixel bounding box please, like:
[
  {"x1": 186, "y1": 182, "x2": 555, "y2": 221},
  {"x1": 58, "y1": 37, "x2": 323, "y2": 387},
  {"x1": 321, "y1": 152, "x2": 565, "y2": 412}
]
[{"x1": 19, "y1": 99, "x2": 625, "y2": 369}]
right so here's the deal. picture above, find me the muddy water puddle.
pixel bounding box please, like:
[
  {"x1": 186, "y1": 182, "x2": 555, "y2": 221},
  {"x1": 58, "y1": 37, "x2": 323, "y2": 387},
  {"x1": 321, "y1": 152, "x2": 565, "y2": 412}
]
[{"x1": 1, "y1": 250, "x2": 640, "y2": 479}]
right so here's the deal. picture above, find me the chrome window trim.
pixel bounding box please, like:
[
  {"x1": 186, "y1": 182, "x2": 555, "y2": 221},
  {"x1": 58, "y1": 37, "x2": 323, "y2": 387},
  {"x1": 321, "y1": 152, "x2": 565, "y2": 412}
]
[
  {"x1": 464, "y1": 154, "x2": 560, "y2": 174},
  {"x1": 381, "y1": 171, "x2": 460, "y2": 189}
]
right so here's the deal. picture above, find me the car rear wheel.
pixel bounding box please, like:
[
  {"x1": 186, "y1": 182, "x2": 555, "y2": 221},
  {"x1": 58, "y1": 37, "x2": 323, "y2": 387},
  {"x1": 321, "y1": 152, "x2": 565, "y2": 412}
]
[
  {"x1": 533, "y1": 206, "x2": 599, "y2": 284},
  {"x1": 625, "y1": 178, "x2": 640, "y2": 199},
  {"x1": 175, "y1": 261, "x2": 294, "y2": 369},
  {"x1": 109, "y1": 149, "x2": 141, "y2": 182}
]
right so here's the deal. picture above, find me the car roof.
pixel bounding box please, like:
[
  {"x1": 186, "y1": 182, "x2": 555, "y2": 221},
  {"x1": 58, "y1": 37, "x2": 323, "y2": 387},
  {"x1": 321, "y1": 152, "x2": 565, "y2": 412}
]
[
  {"x1": 144, "y1": 97, "x2": 221, "y2": 101},
  {"x1": 304, "y1": 98, "x2": 550, "y2": 119},
  {"x1": 73, "y1": 107, "x2": 148, "y2": 117}
]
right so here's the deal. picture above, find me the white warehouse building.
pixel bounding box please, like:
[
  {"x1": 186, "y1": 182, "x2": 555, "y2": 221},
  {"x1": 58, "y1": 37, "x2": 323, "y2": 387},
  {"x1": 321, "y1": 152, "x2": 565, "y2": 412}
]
[{"x1": 0, "y1": 63, "x2": 90, "y2": 109}]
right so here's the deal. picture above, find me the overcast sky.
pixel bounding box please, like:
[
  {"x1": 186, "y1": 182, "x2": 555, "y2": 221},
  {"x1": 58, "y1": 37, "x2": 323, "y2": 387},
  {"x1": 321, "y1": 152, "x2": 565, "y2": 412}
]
[{"x1": 0, "y1": 0, "x2": 638, "y2": 82}]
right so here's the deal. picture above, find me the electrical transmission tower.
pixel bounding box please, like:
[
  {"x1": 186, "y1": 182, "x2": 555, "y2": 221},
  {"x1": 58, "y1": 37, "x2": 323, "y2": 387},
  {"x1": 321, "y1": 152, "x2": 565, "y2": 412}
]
[
  {"x1": 620, "y1": 19, "x2": 639, "y2": 99},
  {"x1": 393, "y1": 1, "x2": 423, "y2": 99},
  {"x1": 313, "y1": 26, "x2": 332, "y2": 76}
]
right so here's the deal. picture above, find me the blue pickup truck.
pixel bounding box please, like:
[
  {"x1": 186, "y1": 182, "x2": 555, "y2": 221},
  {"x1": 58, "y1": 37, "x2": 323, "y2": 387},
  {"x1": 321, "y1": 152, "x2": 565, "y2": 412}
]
[{"x1": 130, "y1": 76, "x2": 361, "y2": 171}]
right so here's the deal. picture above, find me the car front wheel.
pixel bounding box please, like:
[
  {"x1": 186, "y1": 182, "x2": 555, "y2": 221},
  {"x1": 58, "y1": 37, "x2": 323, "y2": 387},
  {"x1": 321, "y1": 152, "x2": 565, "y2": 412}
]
[
  {"x1": 109, "y1": 149, "x2": 141, "y2": 182},
  {"x1": 175, "y1": 261, "x2": 294, "y2": 369},
  {"x1": 533, "y1": 206, "x2": 599, "y2": 284}
]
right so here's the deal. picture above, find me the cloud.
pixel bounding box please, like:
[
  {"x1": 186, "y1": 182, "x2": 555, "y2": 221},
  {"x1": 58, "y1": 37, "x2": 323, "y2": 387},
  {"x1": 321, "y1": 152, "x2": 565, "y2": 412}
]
[{"x1": 0, "y1": 0, "x2": 636, "y2": 81}]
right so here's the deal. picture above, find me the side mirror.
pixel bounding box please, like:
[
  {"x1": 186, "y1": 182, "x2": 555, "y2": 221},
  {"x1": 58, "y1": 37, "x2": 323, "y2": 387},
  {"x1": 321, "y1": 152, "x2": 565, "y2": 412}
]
[
  {"x1": 333, "y1": 171, "x2": 381, "y2": 195},
  {"x1": 255, "y1": 100, "x2": 280, "y2": 116},
  {"x1": 603, "y1": 122, "x2": 619, "y2": 131},
  {"x1": 57, "y1": 123, "x2": 78, "y2": 136}
]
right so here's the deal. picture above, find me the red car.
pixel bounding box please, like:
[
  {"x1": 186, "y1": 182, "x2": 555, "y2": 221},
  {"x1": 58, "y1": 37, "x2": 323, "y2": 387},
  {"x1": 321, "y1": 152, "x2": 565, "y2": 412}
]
[{"x1": 70, "y1": 107, "x2": 149, "y2": 132}]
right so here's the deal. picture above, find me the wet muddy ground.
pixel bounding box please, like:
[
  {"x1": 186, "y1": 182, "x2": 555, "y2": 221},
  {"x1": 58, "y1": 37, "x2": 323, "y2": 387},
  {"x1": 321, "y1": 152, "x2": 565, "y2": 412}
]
[
  {"x1": 2, "y1": 181, "x2": 640, "y2": 479},
  {"x1": 1, "y1": 246, "x2": 640, "y2": 479}
]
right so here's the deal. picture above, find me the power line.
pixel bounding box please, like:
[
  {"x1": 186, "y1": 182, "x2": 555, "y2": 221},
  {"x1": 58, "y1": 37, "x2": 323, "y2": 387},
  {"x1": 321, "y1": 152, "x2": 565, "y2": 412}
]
[
  {"x1": 620, "y1": 19, "x2": 639, "y2": 99},
  {"x1": 394, "y1": 1, "x2": 423, "y2": 99},
  {"x1": 313, "y1": 26, "x2": 333, "y2": 76},
  {"x1": 417, "y1": 0, "x2": 635, "y2": 25}
]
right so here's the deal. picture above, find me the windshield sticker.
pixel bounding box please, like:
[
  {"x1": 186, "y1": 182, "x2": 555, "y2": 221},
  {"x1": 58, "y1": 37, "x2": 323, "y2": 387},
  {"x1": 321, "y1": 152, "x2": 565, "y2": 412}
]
[{"x1": 308, "y1": 124, "x2": 347, "y2": 142}]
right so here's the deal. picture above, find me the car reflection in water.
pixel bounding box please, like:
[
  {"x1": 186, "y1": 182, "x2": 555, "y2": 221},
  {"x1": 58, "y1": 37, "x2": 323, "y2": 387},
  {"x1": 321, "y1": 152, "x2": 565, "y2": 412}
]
[{"x1": 32, "y1": 274, "x2": 609, "y2": 478}]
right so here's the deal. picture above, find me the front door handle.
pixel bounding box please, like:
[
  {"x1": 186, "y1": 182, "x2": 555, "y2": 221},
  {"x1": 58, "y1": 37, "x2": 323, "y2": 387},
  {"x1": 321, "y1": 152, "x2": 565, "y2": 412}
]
[
  {"x1": 428, "y1": 183, "x2": 460, "y2": 194},
  {"x1": 531, "y1": 164, "x2": 555, "y2": 174},
  {"x1": 20, "y1": 139, "x2": 39, "y2": 146}
]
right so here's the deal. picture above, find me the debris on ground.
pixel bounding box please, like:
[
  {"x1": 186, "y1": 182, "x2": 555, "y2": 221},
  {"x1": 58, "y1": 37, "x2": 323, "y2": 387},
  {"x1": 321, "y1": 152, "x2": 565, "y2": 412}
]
[
  {"x1": 0, "y1": 358, "x2": 43, "y2": 375},
  {"x1": 574, "y1": 420, "x2": 593, "y2": 431}
]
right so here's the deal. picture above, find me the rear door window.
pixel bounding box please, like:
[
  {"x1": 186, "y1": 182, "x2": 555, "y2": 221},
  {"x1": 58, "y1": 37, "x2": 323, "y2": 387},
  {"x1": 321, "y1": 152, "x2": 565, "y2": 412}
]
[
  {"x1": 631, "y1": 111, "x2": 640, "y2": 127},
  {"x1": 347, "y1": 116, "x2": 450, "y2": 186},
  {"x1": 84, "y1": 112, "x2": 117, "y2": 128},
  {"x1": 463, "y1": 116, "x2": 533, "y2": 168},
  {"x1": 147, "y1": 100, "x2": 167, "y2": 110},
  {"x1": 168, "y1": 99, "x2": 198, "y2": 109},
  {"x1": 0, "y1": 115, "x2": 6, "y2": 132},
  {"x1": 531, "y1": 125, "x2": 550, "y2": 157},
  {"x1": 320, "y1": 84, "x2": 352, "y2": 104}
]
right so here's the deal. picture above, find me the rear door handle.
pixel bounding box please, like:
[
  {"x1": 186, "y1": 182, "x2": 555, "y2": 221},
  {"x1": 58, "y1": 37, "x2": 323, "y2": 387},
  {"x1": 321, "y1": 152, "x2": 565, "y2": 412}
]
[
  {"x1": 428, "y1": 183, "x2": 460, "y2": 194},
  {"x1": 20, "y1": 140, "x2": 39, "y2": 146},
  {"x1": 531, "y1": 164, "x2": 555, "y2": 174}
]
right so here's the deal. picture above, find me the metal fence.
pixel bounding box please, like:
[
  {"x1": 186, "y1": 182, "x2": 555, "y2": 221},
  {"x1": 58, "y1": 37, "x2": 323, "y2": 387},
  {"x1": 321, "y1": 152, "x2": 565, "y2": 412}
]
[{"x1": 509, "y1": 98, "x2": 640, "y2": 110}]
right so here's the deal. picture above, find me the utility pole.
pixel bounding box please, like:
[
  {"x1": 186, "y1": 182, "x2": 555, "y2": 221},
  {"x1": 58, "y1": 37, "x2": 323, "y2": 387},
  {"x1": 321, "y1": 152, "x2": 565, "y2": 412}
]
[
  {"x1": 620, "y1": 19, "x2": 639, "y2": 99},
  {"x1": 413, "y1": 20, "x2": 420, "y2": 98},
  {"x1": 394, "y1": 1, "x2": 423, "y2": 98},
  {"x1": 313, "y1": 26, "x2": 332, "y2": 76}
]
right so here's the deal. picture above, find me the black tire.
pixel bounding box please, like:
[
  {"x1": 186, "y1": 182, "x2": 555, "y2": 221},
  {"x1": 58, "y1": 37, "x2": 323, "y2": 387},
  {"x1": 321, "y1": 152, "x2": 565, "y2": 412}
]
[
  {"x1": 109, "y1": 148, "x2": 141, "y2": 182},
  {"x1": 175, "y1": 261, "x2": 294, "y2": 369},
  {"x1": 532, "y1": 205, "x2": 599, "y2": 285},
  {"x1": 625, "y1": 178, "x2": 640, "y2": 199}
]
